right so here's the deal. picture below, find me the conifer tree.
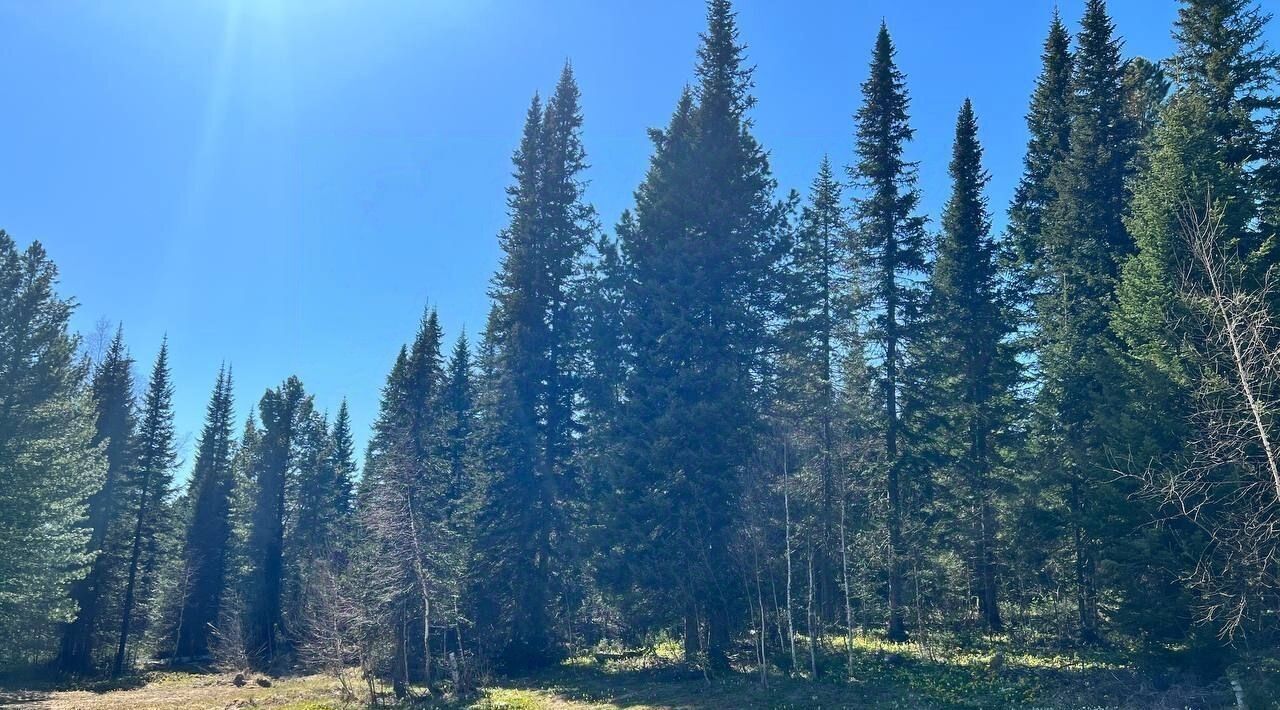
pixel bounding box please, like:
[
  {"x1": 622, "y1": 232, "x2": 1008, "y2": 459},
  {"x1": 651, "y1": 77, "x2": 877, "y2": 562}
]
[
  {"x1": 1036, "y1": 0, "x2": 1135, "y2": 642},
  {"x1": 1009, "y1": 13, "x2": 1072, "y2": 302},
  {"x1": 849, "y1": 22, "x2": 929, "y2": 642},
  {"x1": 173, "y1": 367, "x2": 237, "y2": 660},
  {"x1": 111, "y1": 340, "x2": 178, "y2": 676},
  {"x1": 1108, "y1": 0, "x2": 1276, "y2": 643},
  {"x1": 1117, "y1": 0, "x2": 1277, "y2": 385},
  {"x1": 59, "y1": 326, "x2": 137, "y2": 673},
  {"x1": 362, "y1": 310, "x2": 464, "y2": 692},
  {"x1": 780, "y1": 157, "x2": 853, "y2": 627},
  {"x1": 327, "y1": 400, "x2": 357, "y2": 527},
  {"x1": 1169, "y1": 0, "x2": 1280, "y2": 244},
  {"x1": 443, "y1": 334, "x2": 474, "y2": 510},
  {"x1": 918, "y1": 101, "x2": 1015, "y2": 631},
  {"x1": 290, "y1": 408, "x2": 343, "y2": 568},
  {"x1": 614, "y1": 0, "x2": 784, "y2": 670},
  {"x1": 476, "y1": 63, "x2": 595, "y2": 670},
  {"x1": 244, "y1": 376, "x2": 313, "y2": 668},
  {"x1": 0, "y1": 232, "x2": 103, "y2": 667}
]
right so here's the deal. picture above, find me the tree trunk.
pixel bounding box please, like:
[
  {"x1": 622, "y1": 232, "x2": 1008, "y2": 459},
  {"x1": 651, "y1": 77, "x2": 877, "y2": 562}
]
[
  {"x1": 683, "y1": 602, "x2": 699, "y2": 664},
  {"x1": 112, "y1": 475, "x2": 152, "y2": 677}
]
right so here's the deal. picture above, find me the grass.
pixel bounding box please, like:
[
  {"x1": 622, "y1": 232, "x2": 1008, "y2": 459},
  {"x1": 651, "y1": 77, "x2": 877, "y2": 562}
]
[
  {"x1": 0, "y1": 634, "x2": 1246, "y2": 709},
  {"x1": 0, "y1": 670, "x2": 352, "y2": 709}
]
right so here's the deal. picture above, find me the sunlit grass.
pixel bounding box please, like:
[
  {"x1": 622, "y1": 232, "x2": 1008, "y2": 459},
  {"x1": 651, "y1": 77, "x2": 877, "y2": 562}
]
[{"x1": 5, "y1": 635, "x2": 1242, "y2": 710}]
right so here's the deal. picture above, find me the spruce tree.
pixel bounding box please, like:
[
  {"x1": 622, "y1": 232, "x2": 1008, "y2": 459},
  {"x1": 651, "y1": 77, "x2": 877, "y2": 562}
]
[
  {"x1": 1169, "y1": 0, "x2": 1279, "y2": 244},
  {"x1": 111, "y1": 340, "x2": 178, "y2": 676},
  {"x1": 615, "y1": 0, "x2": 784, "y2": 670},
  {"x1": 477, "y1": 63, "x2": 595, "y2": 670},
  {"x1": 1036, "y1": 0, "x2": 1134, "y2": 642},
  {"x1": 918, "y1": 101, "x2": 1015, "y2": 631},
  {"x1": 173, "y1": 367, "x2": 237, "y2": 660},
  {"x1": 0, "y1": 232, "x2": 103, "y2": 667},
  {"x1": 362, "y1": 310, "x2": 462, "y2": 692},
  {"x1": 1009, "y1": 12, "x2": 1072, "y2": 302},
  {"x1": 59, "y1": 325, "x2": 137, "y2": 674},
  {"x1": 443, "y1": 333, "x2": 474, "y2": 509},
  {"x1": 849, "y1": 22, "x2": 929, "y2": 642},
  {"x1": 244, "y1": 376, "x2": 313, "y2": 668},
  {"x1": 780, "y1": 157, "x2": 853, "y2": 628},
  {"x1": 1118, "y1": 0, "x2": 1278, "y2": 382},
  {"x1": 327, "y1": 400, "x2": 357, "y2": 526},
  {"x1": 289, "y1": 407, "x2": 342, "y2": 567},
  {"x1": 1109, "y1": 0, "x2": 1277, "y2": 644},
  {"x1": 358, "y1": 346, "x2": 414, "y2": 696}
]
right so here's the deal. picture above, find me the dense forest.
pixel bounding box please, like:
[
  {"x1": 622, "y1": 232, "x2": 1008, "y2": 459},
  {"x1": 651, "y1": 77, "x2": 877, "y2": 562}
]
[{"x1": 4, "y1": 0, "x2": 1280, "y2": 705}]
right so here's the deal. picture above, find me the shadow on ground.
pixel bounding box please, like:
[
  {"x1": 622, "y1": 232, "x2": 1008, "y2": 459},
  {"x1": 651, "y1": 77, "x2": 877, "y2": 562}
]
[{"x1": 481, "y1": 647, "x2": 1232, "y2": 710}]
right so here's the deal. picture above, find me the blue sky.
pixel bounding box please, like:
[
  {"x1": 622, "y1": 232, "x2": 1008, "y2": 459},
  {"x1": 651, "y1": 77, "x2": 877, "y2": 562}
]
[{"x1": 0, "y1": 0, "x2": 1245, "y2": 472}]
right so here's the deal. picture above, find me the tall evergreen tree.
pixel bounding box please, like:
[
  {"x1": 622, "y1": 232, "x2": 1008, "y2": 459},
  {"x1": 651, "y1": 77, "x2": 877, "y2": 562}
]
[
  {"x1": 244, "y1": 376, "x2": 313, "y2": 668},
  {"x1": 327, "y1": 400, "x2": 357, "y2": 526},
  {"x1": 1035, "y1": 0, "x2": 1135, "y2": 642},
  {"x1": 59, "y1": 326, "x2": 137, "y2": 673},
  {"x1": 173, "y1": 367, "x2": 237, "y2": 660},
  {"x1": 362, "y1": 310, "x2": 465, "y2": 693},
  {"x1": 0, "y1": 232, "x2": 103, "y2": 667},
  {"x1": 1169, "y1": 0, "x2": 1280, "y2": 244},
  {"x1": 780, "y1": 157, "x2": 854, "y2": 627},
  {"x1": 111, "y1": 340, "x2": 178, "y2": 676},
  {"x1": 290, "y1": 407, "x2": 345, "y2": 566},
  {"x1": 476, "y1": 63, "x2": 595, "y2": 670},
  {"x1": 443, "y1": 333, "x2": 474, "y2": 509},
  {"x1": 614, "y1": 0, "x2": 784, "y2": 670},
  {"x1": 917, "y1": 101, "x2": 1015, "y2": 631},
  {"x1": 1109, "y1": 0, "x2": 1277, "y2": 645},
  {"x1": 1001, "y1": 12, "x2": 1076, "y2": 626},
  {"x1": 849, "y1": 22, "x2": 929, "y2": 642},
  {"x1": 1009, "y1": 11, "x2": 1073, "y2": 286},
  {"x1": 1117, "y1": 0, "x2": 1278, "y2": 381}
]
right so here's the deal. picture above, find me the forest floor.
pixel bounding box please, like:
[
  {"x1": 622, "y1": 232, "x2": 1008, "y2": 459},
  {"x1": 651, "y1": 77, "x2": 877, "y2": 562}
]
[{"x1": 0, "y1": 634, "x2": 1253, "y2": 709}]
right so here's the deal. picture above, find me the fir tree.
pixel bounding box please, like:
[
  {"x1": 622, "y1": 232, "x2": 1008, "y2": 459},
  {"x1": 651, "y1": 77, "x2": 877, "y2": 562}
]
[
  {"x1": 111, "y1": 340, "x2": 178, "y2": 676},
  {"x1": 443, "y1": 333, "x2": 474, "y2": 510},
  {"x1": 1169, "y1": 0, "x2": 1279, "y2": 244},
  {"x1": 59, "y1": 325, "x2": 137, "y2": 674},
  {"x1": 780, "y1": 157, "x2": 854, "y2": 628},
  {"x1": 1036, "y1": 0, "x2": 1135, "y2": 642},
  {"x1": 476, "y1": 63, "x2": 595, "y2": 670},
  {"x1": 327, "y1": 400, "x2": 357, "y2": 525},
  {"x1": 244, "y1": 376, "x2": 313, "y2": 668},
  {"x1": 0, "y1": 232, "x2": 103, "y2": 667},
  {"x1": 362, "y1": 310, "x2": 461, "y2": 692},
  {"x1": 1118, "y1": 0, "x2": 1278, "y2": 378},
  {"x1": 1009, "y1": 12, "x2": 1072, "y2": 303},
  {"x1": 1109, "y1": 0, "x2": 1278, "y2": 644},
  {"x1": 917, "y1": 101, "x2": 1015, "y2": 631},
  {"x1": 289, "y1": 408, "x2": 342, "y2": 567},
  {"x1": 615, "y1": 0, "x2": 785, "y2": 670},
  {"x1": 173, "y1": 367, "x2": 237, "y2": 660},
  {"x1": 849, "y1": 22, "x2": 929, "y2": 642}
]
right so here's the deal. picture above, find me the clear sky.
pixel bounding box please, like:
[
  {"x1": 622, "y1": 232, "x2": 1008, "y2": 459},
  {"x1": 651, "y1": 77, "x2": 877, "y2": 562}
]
[{"x1": 0, "y1": 0, "x2": 1251, "y2": 473}]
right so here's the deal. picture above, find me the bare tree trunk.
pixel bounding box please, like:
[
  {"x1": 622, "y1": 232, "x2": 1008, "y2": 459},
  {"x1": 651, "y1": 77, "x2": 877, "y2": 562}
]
[
  {"x1": 1071, "y1": 478, "x2": 1098, "y2": 643},
  {"x1": 112, "y1": 471, "x2": 155, "y2": 677},
  {"x1": 807, "y1": 543, "x2": 817, "y2": 678},
  {"x1": 783, "y1": 446, "x2": 797, "y2": 673},
  {"x1": 683, "y1": 600, "x2": 698, "y2": 664},
  {"x1": 840, "y1": 497, "x2": 854, "y2": 678},
  {"x1": 405, "y1": 491, "x2": 433, "y2": 688},
  {"x1": 754, "y1": 556, "x2": 768, "y2": 688},
  {"x1": 170, "y1": 556, "x2": 193, "y2": 663},
  {"x1": 977, "y1": 496, "x2": 1001, "y2": 631}
]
